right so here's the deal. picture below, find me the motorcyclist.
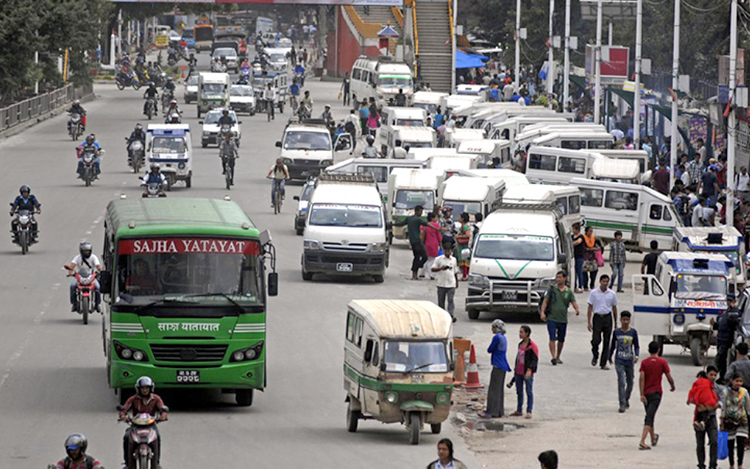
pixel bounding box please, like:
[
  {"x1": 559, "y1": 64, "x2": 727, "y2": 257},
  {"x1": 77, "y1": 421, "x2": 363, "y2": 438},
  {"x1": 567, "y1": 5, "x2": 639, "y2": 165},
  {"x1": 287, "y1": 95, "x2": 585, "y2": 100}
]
[
  {"x1": 289, "y1": 80, "x2": 300, "y2": 108},
  {"x1": 67, "y1": 100, "x2": 87, "y2": 131},
  {"x1": 127, "y1": 124, "x2": 146, "y2": 146},
  {"x1": 320, "y1": 104, "x2": 334, "y2": 131},
  {"x1": 301, "y1": 90, "x2": 313, "y2": 113},
  {"x1": 164, "y1": 99, "x2": 182, "y2": 119},
  {"x1": 10, "y1": 185, "x2": 41, "y2": 239},
  {"x1": 64, "y1": 241, "x2": 102, "y2": 312},
  {"x1": 362, "y1": 134, "x2": 379, "y2": 158},
  {"x1": 119, "y1": 376, "x2": 168, "y2": 469},
  {"x1": 143, "y1": 82, "x2": 159, "y2": 115},
  {"x1": 77, "y1": 134, "x2": 102, "y2": 178},
  {"x1": 51, "y1": 434, "x2": 104, "y2": 469},
  {"x1": 296, "y1": 101, "x2": 311, "y2": 121},
  {"x1": 162, "y1": 76, "x2": 176, "y2": 102},
  {"x1": 219, "y1": 132, "x2": 239, "y2": 182},
  {"x1": 293, "y1": 63, "x2": 306, "y2": 87},
  {"x1": 217, "y1": 109, "x2": 235, "y2": 127},
  {"x1": 141, "y1": 163, "x2": 168, "y2": 197},
  {"x1": 266, "y1": 158, "x2": 290, "y2": 207},
  {"x1": 166, "y1": 112, "x2": 181, "y2": 124}
]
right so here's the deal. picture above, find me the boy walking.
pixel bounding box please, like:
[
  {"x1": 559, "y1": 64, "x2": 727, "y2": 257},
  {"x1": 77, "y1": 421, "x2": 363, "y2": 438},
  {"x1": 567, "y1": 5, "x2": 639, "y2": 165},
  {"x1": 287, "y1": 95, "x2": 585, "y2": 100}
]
[
  {"x1": 609, "y1": 231, "x2": 627, "y2": 292},
  {"x1": 432, "y1": 242, "x2": 459, "y2": 322},
  {"x1": 638, "y1": 341, "x2": 676, "y2": 450},
  {"x1": 609, "y1": 311, "x2": 640, "y2": 412},
  {"x1": 539, "y1": 271, "x2": 580, "y2": 365}
]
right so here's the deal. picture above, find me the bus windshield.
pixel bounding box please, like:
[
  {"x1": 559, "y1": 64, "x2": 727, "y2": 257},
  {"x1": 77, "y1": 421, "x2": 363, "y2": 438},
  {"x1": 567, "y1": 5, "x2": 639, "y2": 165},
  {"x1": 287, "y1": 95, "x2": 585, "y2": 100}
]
[
  {"x1": 396, "y1": 119, "x2": 424, "y2": 127},
  {"x1": 202, "y1": 83, "x2": 226, "y2": 96},
  {"x1": 474, "y1": 234, "x2": 555, "y2": 261},
  {"x1": 151, "y1": 137, "x2": 186, "y2": 154},
  {"x1": 378, "y1": 75, "x2": 412, "y2": 89},
  {"x1": 115, "y1": 237, "x2": 264, "y2": 314},
  {"x1": 308, "y1": 204, "x2": 382, "y2": 228},
  {"x1": 675, "y1": 274, "x2": 727, "y2": 300},
  {"x1": 194, "y1": 26, "x2": 214, "y2": 42},
  {"x1": 395, "y1": 190, "x2": 434, "y2": 210},
  {"x1": 442, "y1": 201, "x2": 481, "y2": 221},
  {"x1": 383, "y1": 341, "x2": 449, "y2": 373}
]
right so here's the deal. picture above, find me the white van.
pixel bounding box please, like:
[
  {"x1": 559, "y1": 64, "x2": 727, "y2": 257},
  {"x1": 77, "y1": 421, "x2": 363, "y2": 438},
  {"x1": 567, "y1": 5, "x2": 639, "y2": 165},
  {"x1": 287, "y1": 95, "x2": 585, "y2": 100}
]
[
  {"x1": 387, "y1": 127, "x2": 436, "y2": 158},
  {"x1": 590, "y1": 157, "x2": 642, "y2": 184},
  {"x1": 466, "y1": 205, "x2": 573, "y2": 318},
  {"x1": 489, "y1": 116, "x2": 569, "y2": 142},
  {"x1": 197, "y1": 72, "x2": 231, "y2": 118},
  {"x1": 531, "y1": 131, "x2": 615, "y2": 151},
  {"x1": 438, "y1": 176, "x2": 506, "y2": 222},
  {"x1": 146, "y1": 124, "x2": 193, "y2": 189},
  {"x1": 595, "y1": 149, "x2": 651, "y2": 183},
  {"x1": 457, "y1": 139, "x2": 511, "y2": 168},
  {"x1": 263, "y1": 47, "x2": 289, "y2": 72},
  {"x1": 407, "y1": 148, "x2": 459, "y2": 161},
  {"x1": 673, "y1": 226, "x2": 747, "y2": 292},
  {"x1": 514, "y1": 123, "x2": 606, "y2": 152},
  {"x1": 302, "y1": 173, "x2": 389, "y2": 283},
  {"x1": 502, "y1": 185, "x2": 582, "y2": 230},
  {"x1": 378, "y1": 106, "x2": 427, "y2": 152},
  {"x1": 427, "y1": 156, "x2": 478, "y2": 173},
  {"x1": 455, "y1": 84, "x2": 490, "y2": 101},
  {"x1": 439, "y1": 95, "x2": 482, "y2": 113},
  {"x1": 462, "y1": 168, "x2": 531, "y2": 188},
  {"x1": 572, "y1": 177, "x2": 682, "y2": 250},
  {"x1": 326, "y1": 157, "x2": 425, "y2": 197},
  {"x1": 276, "y1": 121, "x2": 353, "y2": 180},
  {"x1": 387, "y1": 168, "x2": 443, "y2": 240},
  {"x1": 524, "y1": 147, "x2": 605, "y2": 184},
  {"x1": 412, "y1": 91, "x2": 448, "y2": 114},
  {"x1": 446, "y1": 128, "x2": 486, "y2": 148},
  {"x1": 350, "y1": 56, "x2": 413, "y2": 108}
]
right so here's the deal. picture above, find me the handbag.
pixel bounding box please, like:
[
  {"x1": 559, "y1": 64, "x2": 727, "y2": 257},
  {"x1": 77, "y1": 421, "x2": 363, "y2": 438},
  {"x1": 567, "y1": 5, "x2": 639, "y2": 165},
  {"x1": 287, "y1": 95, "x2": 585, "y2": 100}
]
[
  {"x1": 718, "y1": 430, "x2": 729, "y2": 460},
  {"x1": 595, "y1": 249, "x2": 605, "y2": 268},
  {"x1": 583, "y1": 260, "x2": 597, "y2": 272}
]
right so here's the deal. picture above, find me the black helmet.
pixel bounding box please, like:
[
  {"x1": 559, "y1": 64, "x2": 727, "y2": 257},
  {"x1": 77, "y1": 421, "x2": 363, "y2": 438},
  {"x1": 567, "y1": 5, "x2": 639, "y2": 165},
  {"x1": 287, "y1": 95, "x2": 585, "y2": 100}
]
[
  {"x1": 64, "y1": 433, "x2": 87, "y2": 459},
  {"x1": 135, "y1": 376, "x2": 155, "y2": 393},
  {"x1": 366, "y1": 134, "x2": 375, "y2": 144},
  {"x1": 19, "y1": 185, "x2": 30, "y2": 195},
  {"x1": 222, "y1": 109, "x2": 229, "y2": 115},
  {"x1": 79, "y1": 241, "x2": 92, "y2": 258},
  {"x1": 85, "y1": 135, "x2": 94, "y2": 144},
  {"x1": 135, "y1": 123, "x2": 143, "y2": 131}
]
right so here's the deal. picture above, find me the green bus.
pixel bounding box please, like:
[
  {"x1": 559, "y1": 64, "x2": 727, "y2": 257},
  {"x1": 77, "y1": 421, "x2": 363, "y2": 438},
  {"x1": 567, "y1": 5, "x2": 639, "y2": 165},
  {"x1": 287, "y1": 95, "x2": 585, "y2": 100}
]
[{"x1": 100, "y1": 198, "x2": 277, "y2": 406}]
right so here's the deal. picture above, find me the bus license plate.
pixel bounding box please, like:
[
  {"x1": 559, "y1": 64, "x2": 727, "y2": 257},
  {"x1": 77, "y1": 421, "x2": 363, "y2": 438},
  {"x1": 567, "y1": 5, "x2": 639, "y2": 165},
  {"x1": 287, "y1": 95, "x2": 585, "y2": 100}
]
[
  {"x1": 176, "y1": 370, "x2": 200, "y2": 384},
  {"x1": 502, "y1": 290, "x2": 518, "y2": 301},
  {"x1": 336, "y1": 263, "x2": 353, "y2": 272}
]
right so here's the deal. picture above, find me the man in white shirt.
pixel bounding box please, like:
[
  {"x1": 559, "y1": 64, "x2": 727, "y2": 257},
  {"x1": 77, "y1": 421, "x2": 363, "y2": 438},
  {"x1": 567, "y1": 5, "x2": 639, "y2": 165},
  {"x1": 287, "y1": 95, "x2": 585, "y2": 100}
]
[
  {"x1": 264, "y1": 83, "x2": 277, "y2": 120},
  {"x1": 432, "y1": 242, "x2": 459, "y2": 322},
  {"x1": 587, "y1": 275, "x2": 618, "y2": 370},
  {"x1": 64, "y1": 241, "x2": 102, "y2": 312},
  {"x1": 737, "y1": 166, "x2": 750, "y2": 203}
]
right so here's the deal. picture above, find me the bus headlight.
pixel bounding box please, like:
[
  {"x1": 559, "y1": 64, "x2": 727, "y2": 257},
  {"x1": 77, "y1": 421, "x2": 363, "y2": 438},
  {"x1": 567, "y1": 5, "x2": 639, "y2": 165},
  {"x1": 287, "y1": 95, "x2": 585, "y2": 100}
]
[
  {"x1": 319, "y1": 159, "x2": 333, "y2": 167},
  {"x1": 133, "y1": 351, "x2": 145, "y2": 361},
  {"x1": 282, "y1": 158, "x2": 293, "y2": 165},
  {"x1": 539, "y1": 278, "x2": 555, "y2": 288},
  {"x1": 114, "y1": 341, "x2": 148, "y2": 362},
  {"x1": 436, "y1": 392, "x2": 451, "y2": 405},
  {"x1": 230, "y1": 342, "x2": 264, "y2": 362}
]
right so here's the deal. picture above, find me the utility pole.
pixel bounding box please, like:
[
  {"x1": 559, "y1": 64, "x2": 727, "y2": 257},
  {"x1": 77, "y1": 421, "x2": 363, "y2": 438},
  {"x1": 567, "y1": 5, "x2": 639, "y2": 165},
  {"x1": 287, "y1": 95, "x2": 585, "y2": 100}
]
[
  {"x1": 547, "y1": 0, "x2": 555, "y2": 109},
  {"x1": 633, "y1": 0, "x2": 643, "y2": 147},
  {"x1": 727, "y1": 0, "x2": 738, "y2": 227},
  {"x1": 515, "y1": 0, "x2": 521, "y2": 92},
  {"x1": 563, "y1": 0, "x2": 571, "y2": 109},
  {"x1": 669, "y1": 0, "x2": 680, "y2": 192},
  {"x1": 594, "y1": 0, "x2": 603, "y2": 124}
]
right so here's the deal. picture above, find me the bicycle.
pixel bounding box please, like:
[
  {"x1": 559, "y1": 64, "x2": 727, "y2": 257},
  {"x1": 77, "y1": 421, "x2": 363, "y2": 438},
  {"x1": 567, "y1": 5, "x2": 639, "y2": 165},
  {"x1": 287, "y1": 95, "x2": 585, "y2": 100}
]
[
  {"x1": 268, "y1": 177, "x2": 283, "y2": 214},
  {"x1": 223, "y1": 156, "x2": 235, "y2": 190},
  {"x1": 290, "y1": 95, "x2": 298, "y2": 112}
]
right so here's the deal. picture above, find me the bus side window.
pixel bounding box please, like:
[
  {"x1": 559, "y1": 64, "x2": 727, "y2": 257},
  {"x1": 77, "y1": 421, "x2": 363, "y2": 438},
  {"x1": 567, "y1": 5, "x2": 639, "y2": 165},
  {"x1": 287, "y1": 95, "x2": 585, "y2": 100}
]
[
  {"x1": 649, "y1": 204, "x2": 663, "y2": 220},
  {"x1": 561, "y1": 140, "x2": 585, "y2": 150},
  {"x1": 569, "y1": 195, "x2": 581, "y2": 214},
  {"x1": 346, "y1": 312, "x2": 358, "y2": 345},
  {"x1": 364, "y1": 339, "x2": 374, "y2": 362},
  {"x1": 529, "y1": 153, "x2": 556, "y2": 171},
  {"x1": 355, "y1": 317, "x2": 364, "y2": 347},
  {"x1": 662, "y1": 205, "x2": 673, "y2": 221},
  {"x1": 352, "y1": 68, "x2": 361, "y2": 80},
  {"x1": 581, "y1": 188, "x2": 603, "y2": 207}
]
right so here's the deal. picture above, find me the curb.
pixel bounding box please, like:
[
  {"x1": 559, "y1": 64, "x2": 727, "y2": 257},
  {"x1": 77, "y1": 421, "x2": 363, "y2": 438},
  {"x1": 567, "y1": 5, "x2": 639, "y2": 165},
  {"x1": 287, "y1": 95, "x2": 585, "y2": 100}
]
[{"x1": 0, "y1": 92, "x2": 96, "y2": 141}]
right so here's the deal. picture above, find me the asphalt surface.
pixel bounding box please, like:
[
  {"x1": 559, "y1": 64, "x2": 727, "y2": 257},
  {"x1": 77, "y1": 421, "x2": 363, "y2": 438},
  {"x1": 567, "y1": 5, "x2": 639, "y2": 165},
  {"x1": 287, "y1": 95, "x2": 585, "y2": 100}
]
[{"x1": 0, "y1": 56, "x2": 481, "y2": 468}]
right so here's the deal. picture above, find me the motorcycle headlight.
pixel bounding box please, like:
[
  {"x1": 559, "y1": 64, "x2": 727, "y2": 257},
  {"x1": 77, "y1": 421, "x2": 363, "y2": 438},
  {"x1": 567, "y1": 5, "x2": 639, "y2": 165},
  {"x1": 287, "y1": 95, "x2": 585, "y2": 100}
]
[
  {"x1": 304, "y1": 239, "x2": 321, "y2": 250},
  {"x1": 18, "y1": 215, "x2": 30, "y2": 224},
  {"x1": 369, "y1": 242, "x2": 386, "y2": 254},
  {"x1": 468, "y1": 274, "x2": 489, "y2": 288},
  {"x1": 178, "y1": 162, "x2": 186, "y2": 170}
]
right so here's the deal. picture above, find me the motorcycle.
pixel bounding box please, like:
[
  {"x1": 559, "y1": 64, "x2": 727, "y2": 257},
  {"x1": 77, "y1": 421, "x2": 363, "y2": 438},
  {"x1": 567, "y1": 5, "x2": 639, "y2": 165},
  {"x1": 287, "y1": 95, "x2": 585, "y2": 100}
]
[
  {"x1": 118, "y1": 408, "x2": 168, "y2": 469},
  {"x1": 167, "y1": 48, "x2": 179, "y2": 66},
  {"x1": 79, "y1": 146, "x2": 99, "y2": 187},
  {"x1": 10, "y1": 207, "x2": 38, "y2": 255},
  {"x1": 126, "y1": 139, "x2": 145, "y2": 173},
  {"x1": 141, "y1": 181, "x2": 167, "y2": 198},
  {"x1": 69, "y1": 269, "x2": 97, "y2": 325},
  {"x1": 116, "y1": 70, "x2": 141, "y2": 91},
  {"x1": 144, "y1": 98, "x2": 156, "y2": 120},
  {"x1": 68, "y1": 112, "x2": 84, "y2": 141},
  {"x1": 161, "y1": 89, "x2": 174, "y2": 110}
]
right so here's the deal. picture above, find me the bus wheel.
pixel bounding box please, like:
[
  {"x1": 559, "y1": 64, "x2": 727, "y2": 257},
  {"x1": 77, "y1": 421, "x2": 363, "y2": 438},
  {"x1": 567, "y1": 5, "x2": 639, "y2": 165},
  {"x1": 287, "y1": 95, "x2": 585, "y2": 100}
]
[
  {"x1": 236, "y1": 389, "x2": 254, "y2": 407},
  {"x1": 467, "y1": 308, "x2": 480, "y2": 320}
]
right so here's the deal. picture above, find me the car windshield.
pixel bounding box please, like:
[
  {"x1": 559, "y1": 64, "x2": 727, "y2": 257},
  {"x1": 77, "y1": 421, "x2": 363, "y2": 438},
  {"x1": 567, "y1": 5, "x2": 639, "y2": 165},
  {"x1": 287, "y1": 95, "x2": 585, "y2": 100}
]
[
  {"x1": 115, "y1": 238, "x2": 264, "y2": 315},
  {"x1": 474, "y1": 234, "x2": 555, "y2": 261},
  {"x1": 308, "y1": 204, "x2": 382, "y2": 228},
  {"x1": 270, "y1": 54, "x2": 285, "y2": 62},
  {"x1": 182, "y1": 30, "x2": 193, "y2": 39},
  {"x1": 252, "y1": 77, "x2": 271, "y2": 88},
  {"x1": 204, "y1": 112, "x2": 234, "y2": 125},
  {"x1": 231, "y1": 86, "x2": 253, "y2": 96},
  {"x1": 395, "y1": 119, "x2": 424, "y2": 127},
  {"x1": 383, "y1": 341, "x2": 449, "y2": 373},
  {"x1": 442, "y1": 201, "x2": 481, "y2": 221},
  {"x1": 202, "y1": 83, "x2": 226, "y2": 96},
  {"x1": 213, "y1": 48, "x2": 237, "y2": 57},
  {"x1": 675, "y1": 274, "x2": 727, "y2": 300},
  {"x1": 395, "y1": 190, "x2": 434, "y2": 210},
  {"x1": 283, "y1": 131, "x2": 331, "y2": 151},
  {"x1": 186, "y1": 76, "x2": 199, "y2": 86},
  {"x1": 378, "y1": 75, "x2": 412, "y2": 88},
  {"x1": 151, "y1": 137, "x2": 186, "y2": 154}
]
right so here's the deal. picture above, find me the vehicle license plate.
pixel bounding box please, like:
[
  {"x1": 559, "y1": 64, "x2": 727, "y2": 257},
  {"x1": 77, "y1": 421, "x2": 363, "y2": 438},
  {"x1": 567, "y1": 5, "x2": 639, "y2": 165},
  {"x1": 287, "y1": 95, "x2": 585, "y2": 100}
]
[
  {"x1": 301, "y1": 171, "x2": 309, "y2": 177},
  {"x1": 176, "y1": 370, "x2": 200, "y2": 383},
  {"x1": 502, "y1": 290, "x2": 518, "y2": 301},
  {"x1": 336, "y1": 263, "x2": 353, "y2": 272}
]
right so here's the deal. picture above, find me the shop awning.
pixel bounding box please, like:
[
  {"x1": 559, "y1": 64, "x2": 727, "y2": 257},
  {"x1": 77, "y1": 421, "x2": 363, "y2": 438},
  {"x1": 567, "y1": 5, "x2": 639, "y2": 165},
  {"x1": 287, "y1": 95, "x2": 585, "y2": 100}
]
[{"x1": 455, "y1": 50, "x2": 488, "y2": 69}]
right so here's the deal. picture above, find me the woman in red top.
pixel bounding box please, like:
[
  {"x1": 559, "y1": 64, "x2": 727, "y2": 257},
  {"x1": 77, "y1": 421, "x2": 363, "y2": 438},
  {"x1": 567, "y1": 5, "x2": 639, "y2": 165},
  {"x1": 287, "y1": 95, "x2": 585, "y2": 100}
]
[
  {"x1": 510, "y1": 325, "x2": 538, "y2": 419},
  {"x1": 421, "y1": 212, "x2": 442, "y2": 279}
]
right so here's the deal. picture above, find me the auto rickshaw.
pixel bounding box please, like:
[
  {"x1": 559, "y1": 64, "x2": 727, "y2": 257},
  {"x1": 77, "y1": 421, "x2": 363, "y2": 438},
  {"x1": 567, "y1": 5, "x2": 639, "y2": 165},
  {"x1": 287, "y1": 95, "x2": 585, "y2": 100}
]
[{"x1": 343, "y1": 299, "x2": 454, "y2": 445}]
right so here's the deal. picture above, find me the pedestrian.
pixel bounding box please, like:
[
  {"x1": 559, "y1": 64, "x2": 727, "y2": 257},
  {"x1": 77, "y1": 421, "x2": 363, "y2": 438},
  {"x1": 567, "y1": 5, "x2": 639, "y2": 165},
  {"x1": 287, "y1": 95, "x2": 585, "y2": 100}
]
[
  {"x1": 455, "y1": 212, "x2": 472, "y2": 280},
  {"x1": 538, "y1": 450, "x2": 558, "y2": 469},
  {"x1": 737, "y1": 166, "x2": 750, "y2": 203},
  {"x1": 432, "y1": 241, "x2": 459, "y2": 322},
  {"x1": 721, "y1": 373, "x2": 750, "y2": 469},
  {"x1": 480, "y1": 319, "x2": 511, "y2": 418},
  {"x1": 713, "y1": 294, "x2": 740, "y2": 382},
  {"x1": 697, "y1": 137, "x2": 708, "y2": 165},
  {"x1": 358, "y1": 99, "x2": 369, "y2": 134},
  {"x1": 638, "y1": 340, "x2": 676, "y2": 450},
  {"x1": 609, "y1": 230, "x2": 627, "y2": 292},
  {"x1": 540, "y1": 271, "x2": 580, "y2": 365},
  {"x1": 688, "y1": 366, "x2": 720, "y2": 469},
  {"x1": 426, "y1": 438, "x2": 468, "y2": 469},
  {"x1": 340, "y1": 72, "x2": 350, "y2": 106},
  {"x1": 652, "y1": 160, "x2": 670, "y2": 196},
  {"x1": 302, "y1": 48, "x2": 308, "y2": 66},
  {"x1": 366, "y1": 103, "x2": 380, "y2": 137},
  {"x1": 582, "y1": 226, "x2": 602, "y2": 290},
  {"x1": 641, "y1": 240, "x2": 658, "y2": 275},
  {"x1": 433, "y1": 106, "x2": 444, "y2": 129},
  {"x1": 726, "y1": 342, "x2": 750, "y2": 388},
  {"x1": 609, "y1": 310, "x2": 640, "y2": 412},
  {"x1": 422, "y1": 212, "x2": 443, "y2": 279},
  {"x1": 699, "y1": 165, "x2": 720, "y2": 203},
  {"x1": 439, "y1": 207, "x2": 455, "y2": 245},
  {"x1": 510, "y1": 325, "x2": 538, "y2": 419},
  {"x1": 394, "y1": 205, "x2": 439, "y2": 280},
  {"x1": 571, "y1": 223, "x2": 585, "y2": 293},
  {"x1": 587, "y1": 274, "x2": 618, "y2": 370}
]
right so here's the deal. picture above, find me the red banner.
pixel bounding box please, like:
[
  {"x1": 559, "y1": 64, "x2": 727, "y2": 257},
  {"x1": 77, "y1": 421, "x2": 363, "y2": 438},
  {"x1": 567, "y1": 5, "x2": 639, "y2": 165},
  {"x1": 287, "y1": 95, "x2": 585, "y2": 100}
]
[{"x1": 118, "y1": 238, "x2": 260, "y2": 255}]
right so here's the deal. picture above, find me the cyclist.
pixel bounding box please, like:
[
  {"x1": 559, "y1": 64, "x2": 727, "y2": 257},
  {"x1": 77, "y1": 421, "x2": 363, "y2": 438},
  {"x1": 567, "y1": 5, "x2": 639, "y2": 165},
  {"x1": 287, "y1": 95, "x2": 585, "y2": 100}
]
[
  {"x1": 219, "y1": 132, "x2": 239, "y2": 184},
  {"x1": 266, "y1": 158, "x2": 289, "y2": 208}
]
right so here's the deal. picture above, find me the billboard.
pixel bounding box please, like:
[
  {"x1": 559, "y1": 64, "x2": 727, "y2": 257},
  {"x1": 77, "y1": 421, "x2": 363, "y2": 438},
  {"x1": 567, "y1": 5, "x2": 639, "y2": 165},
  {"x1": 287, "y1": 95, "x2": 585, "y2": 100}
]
[
  {"x1": 113, "y1": 0, "x2": 403, "y2": 4},
  {"x1": 585, "y1": 45, "x2": 629, "y2": 81}
]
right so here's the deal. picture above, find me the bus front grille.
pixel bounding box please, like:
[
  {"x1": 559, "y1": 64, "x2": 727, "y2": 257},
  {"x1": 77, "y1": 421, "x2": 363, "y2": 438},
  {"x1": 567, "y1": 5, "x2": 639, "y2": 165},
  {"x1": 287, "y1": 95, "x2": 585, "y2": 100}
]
[{"x1": 150, "y1": 344, "x2": 228, "y2": 362}]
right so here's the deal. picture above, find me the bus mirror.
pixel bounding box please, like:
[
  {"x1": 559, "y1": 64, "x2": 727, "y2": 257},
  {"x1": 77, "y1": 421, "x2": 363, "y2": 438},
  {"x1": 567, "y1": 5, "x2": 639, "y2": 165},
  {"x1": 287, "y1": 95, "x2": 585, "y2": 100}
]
[
  {"x1": 99, "y1": 271, "x2": 112, "y2": 295},
  {"x1": 268, "y1": 272, "x2": 279, "y2": 297},
  {"x1": 259, "y1": 229, "x2": 272, "y2": 246}
]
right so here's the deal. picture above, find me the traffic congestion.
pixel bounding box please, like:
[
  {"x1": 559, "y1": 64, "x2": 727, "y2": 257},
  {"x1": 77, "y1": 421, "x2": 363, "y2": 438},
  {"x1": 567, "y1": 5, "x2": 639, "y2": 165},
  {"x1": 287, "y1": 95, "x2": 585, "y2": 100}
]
[{"x1": 0, "y1": 2, "x2": 746, "y2": 469}]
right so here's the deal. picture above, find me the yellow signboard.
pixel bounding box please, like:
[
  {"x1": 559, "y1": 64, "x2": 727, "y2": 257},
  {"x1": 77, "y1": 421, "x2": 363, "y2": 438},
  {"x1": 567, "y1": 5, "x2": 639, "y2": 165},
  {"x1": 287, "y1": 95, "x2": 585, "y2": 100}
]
[{"x1": 155, "y1": 35, "x2": 169, "y2": 48}]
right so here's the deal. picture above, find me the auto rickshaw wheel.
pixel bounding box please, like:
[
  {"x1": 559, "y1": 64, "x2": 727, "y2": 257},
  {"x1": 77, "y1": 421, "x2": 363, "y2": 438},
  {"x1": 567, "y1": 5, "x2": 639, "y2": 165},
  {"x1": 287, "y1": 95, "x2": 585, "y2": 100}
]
[
  {"x1": 467, "y1": 309, "x2": 480, "y2": 320},
  {"x1": 408, "y1": 412, "x2": 421, "y2": 445},
  {"x1": 690, "y1": 336, "x2": 706, "y2": 366},
  {"x1": 430, "y1": 423, "x2": 441, "y2": 434},
  {"x1": 346, "y1": 402, "x2": 360, "y2": 432}
]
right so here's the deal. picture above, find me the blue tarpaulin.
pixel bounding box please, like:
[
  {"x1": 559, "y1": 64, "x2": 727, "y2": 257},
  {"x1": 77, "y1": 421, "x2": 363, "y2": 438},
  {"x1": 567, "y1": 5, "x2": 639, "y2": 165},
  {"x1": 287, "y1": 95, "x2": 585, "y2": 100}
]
[{"x1": 455, "y1": 50, "x2": 488, "y2": 69}]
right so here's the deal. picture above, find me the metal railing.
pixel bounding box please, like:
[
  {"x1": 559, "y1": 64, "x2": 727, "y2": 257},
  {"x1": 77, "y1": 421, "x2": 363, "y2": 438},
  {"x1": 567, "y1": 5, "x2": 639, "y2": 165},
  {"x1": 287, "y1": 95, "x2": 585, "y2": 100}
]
[
  {"x1": 413, "y1": 0, "x2": 419, "y2": 74},
  {"x1": 0, "y1": 83, "x2": 93, "y2": 132}
]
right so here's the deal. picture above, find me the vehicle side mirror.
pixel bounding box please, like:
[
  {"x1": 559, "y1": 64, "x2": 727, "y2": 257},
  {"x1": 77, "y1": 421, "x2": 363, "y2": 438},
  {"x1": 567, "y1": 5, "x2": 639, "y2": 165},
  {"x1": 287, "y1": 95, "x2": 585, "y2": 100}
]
[
  {"x1": 198, "y1": 121, "x2": 203, "y2": 124},
  {"x1": 450, "y1": 362, "x2": 455, "y2": 371},
  {"x1": 275, "y1": 141, "x2": 282, "y2": 148},
  {"x1": 268, "y1": 272, "x2": 278, "y2": 297},
  {"x1": 161, "y1": 405, "x2": 169, "y2": 413},
  {"x1": 558, "y1": 252, "x2": 568, "y2": 264},
  {"x1": 99, "y1": 271, "x2": 112, "y2": 295},
  {"x1": 293, "y1": 196, "x2": 300, "y2": 201}
]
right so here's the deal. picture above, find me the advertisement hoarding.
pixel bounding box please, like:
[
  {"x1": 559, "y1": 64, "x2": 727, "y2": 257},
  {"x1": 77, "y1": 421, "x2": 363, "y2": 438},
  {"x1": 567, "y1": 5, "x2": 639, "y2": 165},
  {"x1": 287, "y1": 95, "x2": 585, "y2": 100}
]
[{"x1": 585, "y1": 45, "x2": 630, "y2": 81}]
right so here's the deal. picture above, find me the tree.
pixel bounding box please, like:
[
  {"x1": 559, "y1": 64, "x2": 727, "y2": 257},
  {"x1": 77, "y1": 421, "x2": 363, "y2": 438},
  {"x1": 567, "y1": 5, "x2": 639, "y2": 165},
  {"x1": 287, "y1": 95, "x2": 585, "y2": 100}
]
[{"x1": 0, "y1": 0, "x2": 42, "y2": 102}]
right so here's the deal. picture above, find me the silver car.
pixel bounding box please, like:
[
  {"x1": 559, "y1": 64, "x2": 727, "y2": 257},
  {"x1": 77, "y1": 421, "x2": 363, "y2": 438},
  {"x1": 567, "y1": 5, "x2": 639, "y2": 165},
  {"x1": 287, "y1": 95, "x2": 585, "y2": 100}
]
[{"x1": 212, "y1": 48, "x2": 239, "y2": 73}]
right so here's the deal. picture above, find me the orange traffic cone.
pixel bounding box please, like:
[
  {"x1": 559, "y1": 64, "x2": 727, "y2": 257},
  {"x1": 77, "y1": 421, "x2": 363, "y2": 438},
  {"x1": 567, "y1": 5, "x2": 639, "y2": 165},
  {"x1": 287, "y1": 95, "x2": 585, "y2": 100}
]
[{"x1": 464, "y1": 344, "x2": 483, "y2": 390}]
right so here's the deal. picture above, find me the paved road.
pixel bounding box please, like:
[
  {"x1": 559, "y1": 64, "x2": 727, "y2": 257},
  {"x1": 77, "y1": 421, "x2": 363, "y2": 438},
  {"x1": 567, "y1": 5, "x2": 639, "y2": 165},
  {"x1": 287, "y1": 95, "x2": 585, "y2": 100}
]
[{"x1": 0, "y1": 62, "x2": 480, "y2": 467}]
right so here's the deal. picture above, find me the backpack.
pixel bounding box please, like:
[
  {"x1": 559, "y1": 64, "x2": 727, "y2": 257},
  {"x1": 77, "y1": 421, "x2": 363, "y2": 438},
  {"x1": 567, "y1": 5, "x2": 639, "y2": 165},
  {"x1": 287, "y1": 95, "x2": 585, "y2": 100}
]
[
  {"x1": 539, "y1": 286, "x2": 555, "y2": 316},
  {"x1": 63, "y1": 455, "x2": 95, "y2": 469}
]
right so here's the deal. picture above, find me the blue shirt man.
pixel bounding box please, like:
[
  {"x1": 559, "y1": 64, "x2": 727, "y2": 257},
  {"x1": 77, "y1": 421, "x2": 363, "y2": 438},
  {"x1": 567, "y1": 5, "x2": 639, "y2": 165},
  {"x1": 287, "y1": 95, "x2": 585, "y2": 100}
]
[
  {"x1": 609, "y1": 311, "x2": 639, "y2": 411},
  {"x1": 289, "y1": 82, "x2": 300, "y2": 96}
]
